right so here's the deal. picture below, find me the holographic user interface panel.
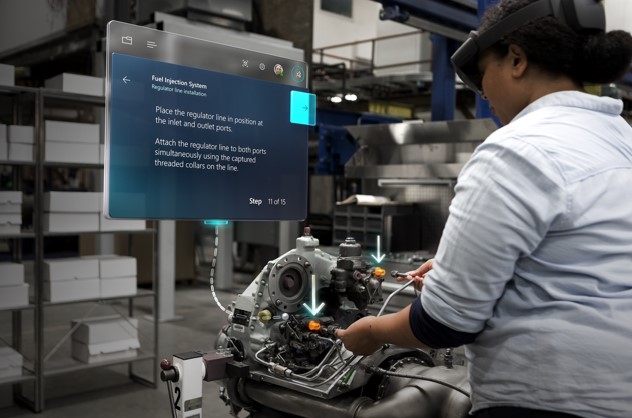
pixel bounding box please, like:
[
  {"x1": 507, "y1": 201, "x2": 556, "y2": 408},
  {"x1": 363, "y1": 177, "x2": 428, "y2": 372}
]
[{"x1": 105, "y1": 21, "x2": 314, "y2": 220}]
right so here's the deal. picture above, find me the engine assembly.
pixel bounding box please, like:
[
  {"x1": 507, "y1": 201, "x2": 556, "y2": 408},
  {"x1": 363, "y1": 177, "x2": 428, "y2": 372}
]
[{"x1": 162, "y1": 228, "x2": 471, "y2": 418}]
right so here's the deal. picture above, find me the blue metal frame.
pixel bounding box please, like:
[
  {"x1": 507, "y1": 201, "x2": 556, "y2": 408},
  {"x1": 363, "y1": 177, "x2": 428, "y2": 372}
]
[
  {"x1": 431, "y1": 34, "x2": 460, "y2": 121},
  {"x1": 475, "y1": 0, "x2": 500, "y2": 121},
  {"x1": 379, "y1": 0, "x2": 479, "y2": 32},
  {"x1": 375, "y1": 0, "x2": 502, "y2": 122}
]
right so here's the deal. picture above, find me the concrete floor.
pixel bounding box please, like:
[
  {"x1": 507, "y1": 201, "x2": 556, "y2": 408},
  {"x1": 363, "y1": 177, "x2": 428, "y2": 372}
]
[{"x1": 0, "y1": 283, "x2": 245, "y2": 418}]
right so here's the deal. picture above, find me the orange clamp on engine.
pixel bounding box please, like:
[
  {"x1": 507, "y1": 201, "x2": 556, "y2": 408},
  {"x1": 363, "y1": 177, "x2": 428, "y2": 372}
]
[
  {"x1": 308, "y1": 320, "x2": 321, "y2": 331},
  {"x1": 374, "y1": 267, "x2": 386, "y2": 278}
]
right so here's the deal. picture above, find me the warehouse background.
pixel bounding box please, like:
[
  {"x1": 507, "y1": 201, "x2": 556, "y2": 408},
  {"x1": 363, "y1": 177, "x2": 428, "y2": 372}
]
[{"x1": 0, "y1": 0, "x2": 630, "y2": 417}]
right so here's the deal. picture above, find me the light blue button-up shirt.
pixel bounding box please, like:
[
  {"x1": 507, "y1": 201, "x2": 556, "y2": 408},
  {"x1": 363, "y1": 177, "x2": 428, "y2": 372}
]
[{"x1": 421, "y1": 91, "x2": 632, "y2": 417}]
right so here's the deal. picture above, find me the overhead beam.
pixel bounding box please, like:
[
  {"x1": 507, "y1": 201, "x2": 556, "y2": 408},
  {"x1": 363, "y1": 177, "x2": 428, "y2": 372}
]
[{"x1": 376, "y1": 0, "x2": 478, "y2": 40}]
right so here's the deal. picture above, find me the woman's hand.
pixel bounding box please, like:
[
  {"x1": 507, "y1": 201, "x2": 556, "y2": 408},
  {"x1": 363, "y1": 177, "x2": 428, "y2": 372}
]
[
  {"x1": 334, "y1": 316, "x2": 382, "y2": 356},
  {"x1": 398, "y1": 258, "x2": 434, "y2": 291}
]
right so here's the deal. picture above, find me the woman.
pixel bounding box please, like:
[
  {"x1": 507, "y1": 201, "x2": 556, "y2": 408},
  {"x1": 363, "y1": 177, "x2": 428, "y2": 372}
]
[{"x1": 335, "y1": 1, "x2": 632, "y2": 417}]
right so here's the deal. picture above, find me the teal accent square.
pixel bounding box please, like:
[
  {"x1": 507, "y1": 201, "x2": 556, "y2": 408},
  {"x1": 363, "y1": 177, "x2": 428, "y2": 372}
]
[{"x1": 290, "y1": 91, "x2": 316, "y2": 126}]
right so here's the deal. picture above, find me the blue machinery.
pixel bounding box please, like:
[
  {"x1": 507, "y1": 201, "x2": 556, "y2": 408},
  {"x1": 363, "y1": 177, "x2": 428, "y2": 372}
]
[
  {"x1": 315, "y1": 1, "x2": 500, "y2": 176},
  {"x1": 375, "y1": 0, "x2": 500, "y2": 121}
]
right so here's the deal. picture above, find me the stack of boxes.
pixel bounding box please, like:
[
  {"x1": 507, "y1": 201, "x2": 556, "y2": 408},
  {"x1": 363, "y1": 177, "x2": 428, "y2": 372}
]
[
  {"x1": 0, "y1": 262, "x2": 29, "y2": 309},
  {"x1": 0, "y1": 346, "x2": 23, "y2": 379},
  {"x1": 45, "y1": 73, "x2": 104, "y2": 97},
  {"x1": 42, "y1": 191, "x2": 146, "y2": 232},
  {"x1": 42, "y1": 255, "x2": 138, "y2": 302},
  {"x1": 43, "y1": 257, "x2": 100, "y2": 303},
  {"x1": 7, "y1": 125, "x2": 35, "y2": 162},
  {"x1": 0, "y1": 191, "x2": 22, "y2": 235},
  {"x1": 45, "y1": 120, "x2": 100, "y2": 165},
  {"x1": 84, "y1": 255, "x2": 137, "y2": 298},
  {"x1": 70, "y1": 315, "x2": 139, "y2": 364},
  {"x1": 43, "y1": 191, "x2": 100, "y2": 233}
]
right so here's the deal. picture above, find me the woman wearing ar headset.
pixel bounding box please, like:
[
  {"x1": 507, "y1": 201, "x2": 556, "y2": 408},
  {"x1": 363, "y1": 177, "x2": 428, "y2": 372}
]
[{"x1": 336, "y1": 1, "x2": 632, "y2": 417}]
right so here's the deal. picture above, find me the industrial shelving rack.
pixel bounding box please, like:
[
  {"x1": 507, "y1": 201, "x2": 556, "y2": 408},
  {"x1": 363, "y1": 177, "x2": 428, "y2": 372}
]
[
  {"x1": 0, "y1": 84, "x2": 39, "y2": 410},
  {"x1": 333, "y1": 203, "x2": 419, "y2": 252},
  {"x1": 0, "y1": 85, "x2": 159, "y2": 412}
]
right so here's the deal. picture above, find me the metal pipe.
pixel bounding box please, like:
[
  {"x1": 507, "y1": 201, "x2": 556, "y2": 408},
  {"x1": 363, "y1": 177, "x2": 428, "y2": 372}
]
[
  {"x1": 377, "y1": 279, "x2": 413, "y2": 317},
  {"x1": 243, "y1": 367, "x2": 471, "y2": 418},
  {"x1": 244, "y1": 380, "x2": 372, "y2": 418}
]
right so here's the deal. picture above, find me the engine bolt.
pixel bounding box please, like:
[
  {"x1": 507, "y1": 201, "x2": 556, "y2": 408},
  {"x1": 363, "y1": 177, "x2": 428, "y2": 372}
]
[
  {"x1": 275, "y1": 299, "x2": 282, "y2": 306},
  {"x1": 250, "y1": 325, "x2": 255, "y2": 331}
]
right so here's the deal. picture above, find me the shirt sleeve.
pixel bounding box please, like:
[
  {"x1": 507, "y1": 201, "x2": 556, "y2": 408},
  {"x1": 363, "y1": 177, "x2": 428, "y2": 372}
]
[
  {"x1": 419, "y1": 134, "x2": 567, "y2": 334},
  {"x1": 409, "y1": 297, "x2": 481, "y2": 348}
]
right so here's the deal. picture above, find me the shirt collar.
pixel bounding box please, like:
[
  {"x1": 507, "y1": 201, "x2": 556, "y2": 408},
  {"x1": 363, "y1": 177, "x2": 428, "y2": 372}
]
[{"x1": 512, "y1": 90, "x2": 624, "y2": 122}]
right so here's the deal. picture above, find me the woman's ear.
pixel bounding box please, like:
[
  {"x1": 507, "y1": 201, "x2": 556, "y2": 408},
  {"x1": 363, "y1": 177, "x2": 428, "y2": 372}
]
[{"x1": 508, "y1": 44, "x2": 528, "y2": 78}]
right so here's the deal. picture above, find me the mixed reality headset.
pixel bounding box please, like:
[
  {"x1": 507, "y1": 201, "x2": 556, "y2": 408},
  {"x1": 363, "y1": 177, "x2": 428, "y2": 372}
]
[{"x1": 451, "y1": 0, "x2": 605, "y2": 95}]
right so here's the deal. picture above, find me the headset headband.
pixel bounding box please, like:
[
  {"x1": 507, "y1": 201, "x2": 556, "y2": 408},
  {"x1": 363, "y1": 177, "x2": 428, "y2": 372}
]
[{"x1": 451, "y1": 0, "x2": 605, "y2": 95}]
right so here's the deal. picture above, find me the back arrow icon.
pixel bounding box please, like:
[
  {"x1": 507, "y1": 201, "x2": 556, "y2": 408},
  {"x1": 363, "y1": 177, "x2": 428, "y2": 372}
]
[{"x1": 123, "y1": 76, "x2": 130, "y2": 84}]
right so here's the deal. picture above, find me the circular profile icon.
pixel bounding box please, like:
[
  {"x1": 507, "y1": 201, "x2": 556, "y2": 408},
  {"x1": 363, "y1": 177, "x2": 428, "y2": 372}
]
[
  {"x1": 291, "y1": 65, "x2": 305, "y2": 83},
  {"x1": 274, "y1": 64, "x2": 284, "y2": 76}
]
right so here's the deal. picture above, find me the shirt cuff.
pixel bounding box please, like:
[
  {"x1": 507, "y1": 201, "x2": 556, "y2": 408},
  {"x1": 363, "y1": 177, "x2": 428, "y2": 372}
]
[{"x1": 409, "y1": 297, "x2": 481, "y2": 348}]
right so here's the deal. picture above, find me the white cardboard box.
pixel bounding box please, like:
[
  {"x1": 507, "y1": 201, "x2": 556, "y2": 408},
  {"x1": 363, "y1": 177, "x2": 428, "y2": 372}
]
[
  {"x1": 0, "y1": 64, "x2": 15, "y2": 87},
  {"x1": 45, "y1": 73, "x2": 104, "y2": 97},
  {"x1": 8, "y1": 143, "x2": 33, "y2": 162},
  {"x1": 45, "y1": 120, "x2": 100, "y2": 144},
  {"x1": 99, "y1": 214, "x2": 145, "y2": 232},
  {"x1": 0, "y1": 191, "x2": 21, "y2": 204},
  {"x1": 0, "y1": 346, "x2": 23, "y2": 379},
  {"x1": 0, "y1": 140, "x2": 6, "y2": 160},
  {"x1": 44, "y1": 192, "x2": 101, "y2": 213},
  {"x1": 0, "y1": 213, "x2": 21, "y2": 235},
  {"x1": 71, "y1": 315, "x2": 139, "y2": 344},
  {"x1": 0, "y1": 191, "x2": 22, "y2": 214},
  {"x1": 71, "y1": 340, "x2": 138, "y2": 364},
  {"x1": 45, "y1": 141, "x2": 99, "y2": 164},
  {"x1": 82, "y1": 255, "x2": 136, "y2": 278},
  {"x1": 0, "y1": 262, "x2": 25, "y2": 286},
  {"x1": 0, "y1": 284, "x2": 29, "y2": 309},
  {"x1": 0, "y1": 199, "x2": 20, "y2": 214},
  {"x1": 100, "y1": 276, "x2": 137, "y2": 298},
  {"x1": 43, "y1": 258, "x2": 99, "y2": 281},
  {"x1": 0, "y1": 224, "x2": 20, "y2": 234},
  {"x1": 43, "y1": 212, "x2": 99, "y2": 232},
  {"x1": 0, "y1": 213, "x2": 21, "y2": 223},
  {"x1": 43, "y1": 278, "x2": 99, "y2": 302},
  {"x1": 7, "y1": 125, "x2": 34, "y2": 144}
]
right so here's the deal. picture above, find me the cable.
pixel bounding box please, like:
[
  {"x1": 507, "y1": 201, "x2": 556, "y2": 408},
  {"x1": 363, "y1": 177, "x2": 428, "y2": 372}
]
[
  {"x1": 209, "y1": 225, "x2": 228, "y2": 313},
  {"x1": 367, "y1": 366, "x2": 471, "y2": 398},
  {"x1": 377, "y1": 279, "x2": 414, "y2": 317}
]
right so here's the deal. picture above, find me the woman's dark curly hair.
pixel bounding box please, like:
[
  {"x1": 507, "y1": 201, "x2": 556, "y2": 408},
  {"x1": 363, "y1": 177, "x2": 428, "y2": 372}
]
[{"x1": 480, "y1": 0, "x2": 632, "y2": 85}]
